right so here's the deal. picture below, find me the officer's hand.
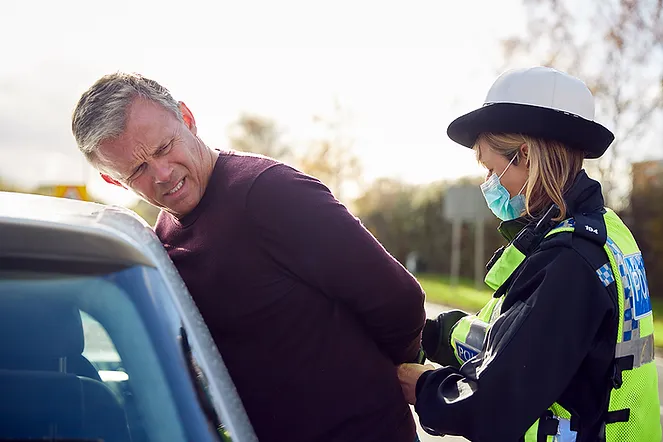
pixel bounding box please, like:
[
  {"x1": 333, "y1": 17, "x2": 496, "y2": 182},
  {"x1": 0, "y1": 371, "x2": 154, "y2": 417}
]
[
  {"x1": 397, "y1": 363, "x2": 436, "y2": 405},
  {"x1": 421, "y1": 309, "x2": 468, "y2": 366}
]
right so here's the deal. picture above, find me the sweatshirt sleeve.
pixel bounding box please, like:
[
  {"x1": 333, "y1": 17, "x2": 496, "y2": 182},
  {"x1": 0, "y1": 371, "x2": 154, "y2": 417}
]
[
  {"x1": 245, "y1": 164, "x2": 425, "y2": 364},
  {"x1": 413, "y1": 247, "x2": 614, "y2": 441}
]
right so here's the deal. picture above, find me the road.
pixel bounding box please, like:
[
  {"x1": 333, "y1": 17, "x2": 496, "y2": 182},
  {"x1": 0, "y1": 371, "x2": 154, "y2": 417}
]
[{"x1": 412, "y1": 303, "x2": 663, "y2": 441}]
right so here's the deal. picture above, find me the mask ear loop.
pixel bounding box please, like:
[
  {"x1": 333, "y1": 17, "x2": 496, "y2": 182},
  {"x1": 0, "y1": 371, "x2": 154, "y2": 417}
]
[
  {"x1": 503, "y1": 152, "x2": 528, "y2": 197},
  {"x1": 498, "y1": 153, "x2": 519, "y2": 179}
]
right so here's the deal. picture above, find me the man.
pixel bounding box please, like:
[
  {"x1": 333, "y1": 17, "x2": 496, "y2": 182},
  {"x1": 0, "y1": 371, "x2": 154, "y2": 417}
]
[{"x1": 72, "y1": 72, "x2": 426, "y2": 442}]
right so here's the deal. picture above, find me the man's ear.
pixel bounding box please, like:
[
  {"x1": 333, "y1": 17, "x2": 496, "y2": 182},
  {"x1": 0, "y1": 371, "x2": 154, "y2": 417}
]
[
  {"x1": 100, "y1": 173, "x2": 126, "y2": 189},
  {"x1": 179, "y1": 101, "x2": 197, "y2": 135}
]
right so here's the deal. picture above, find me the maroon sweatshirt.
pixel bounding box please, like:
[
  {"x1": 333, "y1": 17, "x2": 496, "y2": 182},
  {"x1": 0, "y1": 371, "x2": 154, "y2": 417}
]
[{"x1": 155, "y1": 151, "x2": 425, "y2": 442}]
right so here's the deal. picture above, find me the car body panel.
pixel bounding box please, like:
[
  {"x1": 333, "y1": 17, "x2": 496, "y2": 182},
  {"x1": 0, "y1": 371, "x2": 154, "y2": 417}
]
[{"x1": 0, "y1": 191, "x2": 258, "y2": 442}]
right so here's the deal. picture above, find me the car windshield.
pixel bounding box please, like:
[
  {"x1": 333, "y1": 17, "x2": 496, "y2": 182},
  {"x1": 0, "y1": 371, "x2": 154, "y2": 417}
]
[{"x1": 0, "y1": 264, "x2": 224, "y2": 442}]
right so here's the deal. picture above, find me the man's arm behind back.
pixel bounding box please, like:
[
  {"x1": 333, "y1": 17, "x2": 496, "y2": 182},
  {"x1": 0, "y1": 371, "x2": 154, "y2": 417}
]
[{"x1": 245, "y1": 164, "x2": 426, "y2": 364}]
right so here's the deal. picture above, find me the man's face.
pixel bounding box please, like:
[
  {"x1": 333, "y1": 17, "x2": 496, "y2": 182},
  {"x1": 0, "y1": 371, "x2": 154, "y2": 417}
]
[{"x1": 93, "y1": 98, "x2": 214, "y2": 218}]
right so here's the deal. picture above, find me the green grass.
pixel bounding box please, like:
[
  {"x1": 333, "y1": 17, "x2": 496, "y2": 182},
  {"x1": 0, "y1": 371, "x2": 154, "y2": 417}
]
[
  {"x1": 417, "y1": 273, "x2": 493, "y2": 313},
  {"x1": 417, "y1": 273, "x2": 663, "y2": 349}
]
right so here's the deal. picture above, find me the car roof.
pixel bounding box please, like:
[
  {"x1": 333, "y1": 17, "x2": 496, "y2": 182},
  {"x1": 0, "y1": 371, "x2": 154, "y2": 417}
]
[{"x1": 0, "y1": 191, "x2": 162, "y2": 269}]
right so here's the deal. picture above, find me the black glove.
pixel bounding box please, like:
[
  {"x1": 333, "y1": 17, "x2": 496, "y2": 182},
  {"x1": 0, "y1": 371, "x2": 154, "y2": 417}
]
[{"x1": 421, "y1": 309, "x2": 469, "y2": 367}]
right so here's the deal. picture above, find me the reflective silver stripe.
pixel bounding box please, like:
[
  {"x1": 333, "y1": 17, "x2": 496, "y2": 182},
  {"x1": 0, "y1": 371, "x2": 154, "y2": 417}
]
[
  {"x1": 554, "y1": 417, "x2": 578, "y2": 442},
  {"x1": 524, "y1": 416, "x2": 576, "y2": 442},
  {"x1": 615, "y1": 334, "x2": 655, "y2": 368},
  {"x1": 466, "y1": 318, "x2": 488, "y2": 350},
  {"x1": 490, "y1": 297, "x2": 504, "y2": 323}
]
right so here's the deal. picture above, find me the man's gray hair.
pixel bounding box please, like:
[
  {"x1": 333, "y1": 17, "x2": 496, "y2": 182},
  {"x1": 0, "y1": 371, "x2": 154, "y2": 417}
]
[{"x1": 72, "y1": 72, "x2": 183, "y2": 159}]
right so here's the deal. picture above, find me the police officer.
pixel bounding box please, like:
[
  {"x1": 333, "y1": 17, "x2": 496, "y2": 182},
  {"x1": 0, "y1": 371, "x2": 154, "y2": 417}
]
[{"x1": 397, "y1": 67, "x2": 660, "y2": 442}]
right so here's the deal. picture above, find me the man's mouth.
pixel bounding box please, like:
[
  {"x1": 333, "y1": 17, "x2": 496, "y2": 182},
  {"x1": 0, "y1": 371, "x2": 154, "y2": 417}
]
[{"x1": 166, "y1": 178, "x2": 185, "y2": 196}]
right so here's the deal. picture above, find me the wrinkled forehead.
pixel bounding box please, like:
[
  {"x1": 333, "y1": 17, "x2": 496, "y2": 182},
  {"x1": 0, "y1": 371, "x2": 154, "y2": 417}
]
[{"x1": 92, "y1": 99, "x2": 178, "y2": 171}]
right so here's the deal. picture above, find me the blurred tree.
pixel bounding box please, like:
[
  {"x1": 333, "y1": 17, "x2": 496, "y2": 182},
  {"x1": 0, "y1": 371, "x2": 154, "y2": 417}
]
[
  {"x1": 226, "y1": 101, "x2": 362, "y2": 206},
  {"x1": 354, "y1": 178, "x2": 504, "y2": 278},
  {"x1": 298, "y1": 98, "x2": 362, "y2": 203},
  {"x1": 503, "y1": 0, "x2": 663, "y2": 207},
  {"x1": 628, "y1": 183, "x2": 663, "y2": 298},
  {"x1": 353, "y1": 178, "x2": 420, "y2": 263},
  {"x1": 227, "y1": 113, "x2": 293, "y2": 163}
]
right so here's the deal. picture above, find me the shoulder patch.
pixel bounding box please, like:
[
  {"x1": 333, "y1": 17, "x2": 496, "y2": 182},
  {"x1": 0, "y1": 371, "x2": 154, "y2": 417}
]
[
  {"x1": 605, "y1": 237, "x2": 652, "y2": 341},
  {"x1": 623, "y1": 253, "x2": 652, "y2": 320},
  {"x1": 573, "y1": 213, "x2": 607, "y2": 245},
  {"x1": 596, "y1": 263, "x2": 616, "y2": 287}
]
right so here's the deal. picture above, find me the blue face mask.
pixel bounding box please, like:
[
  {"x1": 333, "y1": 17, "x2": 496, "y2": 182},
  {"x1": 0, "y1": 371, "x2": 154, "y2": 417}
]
[{"x1": 480, "y1": 154, "x2": 527, "y2": 221}]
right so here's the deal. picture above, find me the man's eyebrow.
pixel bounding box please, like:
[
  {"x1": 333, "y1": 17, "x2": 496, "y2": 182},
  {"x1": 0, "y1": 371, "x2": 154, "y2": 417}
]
[
  {"x1": 123, "y1": 137, "x2": 175, "y2": 179},
  {"x1": 156, "y1": 137, "x2": 175, "y2": 151}
]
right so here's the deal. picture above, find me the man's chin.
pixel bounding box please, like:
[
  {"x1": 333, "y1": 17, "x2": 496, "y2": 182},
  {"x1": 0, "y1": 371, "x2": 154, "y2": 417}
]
[{"x1": 158, "y1": 199, "x2": 197, "y2": 220}]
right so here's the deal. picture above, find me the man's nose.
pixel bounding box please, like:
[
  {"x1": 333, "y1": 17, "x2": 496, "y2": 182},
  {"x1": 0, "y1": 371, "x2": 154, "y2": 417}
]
[{"x1": 152, "y1": 158, "x2": 173, "y2": 184}]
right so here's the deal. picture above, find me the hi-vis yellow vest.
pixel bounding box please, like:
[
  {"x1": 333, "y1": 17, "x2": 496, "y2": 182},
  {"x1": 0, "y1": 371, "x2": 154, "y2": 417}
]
[{"x1": 448, "y1": 209, "x2": 661, "y2": 442}]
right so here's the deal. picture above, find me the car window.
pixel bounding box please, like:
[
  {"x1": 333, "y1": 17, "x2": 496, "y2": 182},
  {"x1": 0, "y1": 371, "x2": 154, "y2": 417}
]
[
  {"x1": 0, "y1": 266, "x2": 225, "y2": 442},
  {"x1": 81, "y1": 311, "x2": 122, "y2": 378},
  {"x1": 81, "y1": 311, "x2": 153, "y2": 442}
]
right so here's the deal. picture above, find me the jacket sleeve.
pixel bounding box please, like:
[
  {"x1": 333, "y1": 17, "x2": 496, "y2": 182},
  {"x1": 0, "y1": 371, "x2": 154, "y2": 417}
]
[
  {"x1": 413, "y1": 247, "x2": 614, "y2": 441},
  {"x1": 245, "y1": 164, "x2": 426, "y2": 364}
]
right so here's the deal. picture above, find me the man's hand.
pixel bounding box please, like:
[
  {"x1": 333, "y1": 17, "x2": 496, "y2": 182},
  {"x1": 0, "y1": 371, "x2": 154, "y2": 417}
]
[{"x1": 397, "y1": 363, "x2": 436, "y2": 405}]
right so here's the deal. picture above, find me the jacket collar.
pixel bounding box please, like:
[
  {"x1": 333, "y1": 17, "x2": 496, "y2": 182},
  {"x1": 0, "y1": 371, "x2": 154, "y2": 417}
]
[
  {"x1": 498, "y1": 217, "x2": 531, "y2": 243},
  {"x1": 497, "y1": 169, "x2": 604, "y2": 242},
  {"x1": 563, "y1": 169, "x2": 605, "y2": 216}
]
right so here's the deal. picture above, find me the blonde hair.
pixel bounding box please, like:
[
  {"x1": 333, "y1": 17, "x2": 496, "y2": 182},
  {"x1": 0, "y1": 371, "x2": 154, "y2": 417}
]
[{"x1": 474, "y1": 133, "x2": 585, "y2": 221}]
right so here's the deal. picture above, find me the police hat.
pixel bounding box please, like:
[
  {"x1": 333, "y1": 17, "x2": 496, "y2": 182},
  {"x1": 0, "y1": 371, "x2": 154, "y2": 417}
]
[{"x1": 447, "y1": 67, "x2": 615, "y2": 159}]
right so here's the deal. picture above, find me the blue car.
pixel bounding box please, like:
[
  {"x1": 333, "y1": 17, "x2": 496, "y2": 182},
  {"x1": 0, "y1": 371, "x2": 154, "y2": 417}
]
[{"x1": 0, "y1": 191, "x2": 258, "y2": 442}]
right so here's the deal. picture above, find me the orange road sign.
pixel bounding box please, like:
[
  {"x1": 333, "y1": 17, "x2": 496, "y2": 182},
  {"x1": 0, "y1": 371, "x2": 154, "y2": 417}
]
[{"x1": 53, "y1": 185, "x2": 89, "y2": 201}]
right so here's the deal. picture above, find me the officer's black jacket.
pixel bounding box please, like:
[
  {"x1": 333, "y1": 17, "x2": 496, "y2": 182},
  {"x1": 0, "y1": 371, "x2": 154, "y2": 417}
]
[{"x1": 415, "y1": 170, "x2": 621, "y2": 441}]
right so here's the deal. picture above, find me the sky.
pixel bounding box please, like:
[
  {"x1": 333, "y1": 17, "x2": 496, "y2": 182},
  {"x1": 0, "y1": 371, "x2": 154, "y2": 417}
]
[{"x1": 0, "y1": 0, "x2": 531, "y2": 206}]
